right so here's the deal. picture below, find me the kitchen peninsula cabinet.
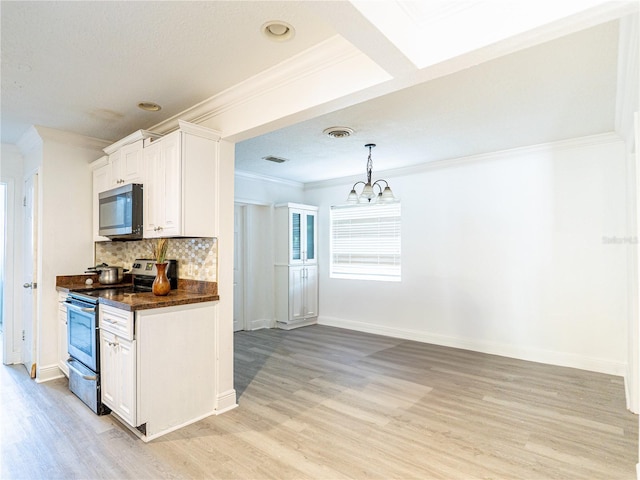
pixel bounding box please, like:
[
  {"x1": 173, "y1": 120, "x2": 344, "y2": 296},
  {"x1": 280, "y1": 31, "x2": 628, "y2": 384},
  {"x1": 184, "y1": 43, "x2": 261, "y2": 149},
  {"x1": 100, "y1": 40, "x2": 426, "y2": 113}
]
[
  {"x1": 275, "y1": 203, "x2": 319, "y2": 329},
  {"x1": 143, "y1": 121, "x2": 221, "y2": 238},
  {"x1": 99, "y1": 301, "x2": 220, "y2": 442}
]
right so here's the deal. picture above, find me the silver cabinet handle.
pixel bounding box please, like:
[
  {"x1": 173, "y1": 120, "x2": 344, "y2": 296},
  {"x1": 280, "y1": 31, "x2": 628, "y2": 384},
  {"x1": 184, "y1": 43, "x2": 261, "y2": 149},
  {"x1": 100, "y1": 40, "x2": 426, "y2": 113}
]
[{"x1": 82, "y1": 375, "x2": 97, "y2": 381}]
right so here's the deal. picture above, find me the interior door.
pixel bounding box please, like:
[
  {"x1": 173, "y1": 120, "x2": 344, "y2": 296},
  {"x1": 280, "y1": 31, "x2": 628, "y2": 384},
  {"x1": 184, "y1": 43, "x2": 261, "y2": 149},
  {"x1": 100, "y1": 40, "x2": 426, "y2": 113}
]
[
  {"x1": 233, "y1": 205, "x2": 245, "y2": 332},
  {"x1": 22, "y1": 173, "x2": 38, "y2": 377}
]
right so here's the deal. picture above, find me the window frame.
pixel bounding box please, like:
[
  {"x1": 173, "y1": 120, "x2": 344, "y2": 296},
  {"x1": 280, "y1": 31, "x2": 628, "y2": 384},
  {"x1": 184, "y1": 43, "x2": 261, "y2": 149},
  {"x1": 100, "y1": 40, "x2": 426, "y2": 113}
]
[{"x1": 329, "y1": 202, "x2": 401, "y2": 282}]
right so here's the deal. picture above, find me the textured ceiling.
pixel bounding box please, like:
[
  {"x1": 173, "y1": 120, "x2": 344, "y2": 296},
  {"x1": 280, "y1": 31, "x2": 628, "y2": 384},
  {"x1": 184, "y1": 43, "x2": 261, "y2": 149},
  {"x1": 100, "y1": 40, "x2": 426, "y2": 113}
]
[
  {"x1": 235, "y1": 20, "x2": 620, "y2": 183},
  {"x1": 1, "y1": 1, "x2": 336, "y2": 144},
  {"x1": 0, "y1": 1, "x2": 634, "y2": 184}
]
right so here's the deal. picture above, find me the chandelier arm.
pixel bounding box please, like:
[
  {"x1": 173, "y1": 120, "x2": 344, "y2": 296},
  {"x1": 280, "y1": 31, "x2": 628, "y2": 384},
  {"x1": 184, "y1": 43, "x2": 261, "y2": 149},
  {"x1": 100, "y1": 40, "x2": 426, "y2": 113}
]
[
  {"x1": 351, "y1": 180, "x2": 366, "y2": 191},
  {"x1": 372, "y1": 179, "x2": 389, "y2": 190}
]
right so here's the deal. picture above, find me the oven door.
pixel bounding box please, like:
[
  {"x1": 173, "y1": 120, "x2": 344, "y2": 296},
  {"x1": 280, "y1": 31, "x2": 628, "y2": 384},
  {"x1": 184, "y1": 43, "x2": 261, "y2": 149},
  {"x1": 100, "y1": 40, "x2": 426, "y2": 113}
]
[{"x1": 66, "y1": 301, "x2": 99, "y2": 372}]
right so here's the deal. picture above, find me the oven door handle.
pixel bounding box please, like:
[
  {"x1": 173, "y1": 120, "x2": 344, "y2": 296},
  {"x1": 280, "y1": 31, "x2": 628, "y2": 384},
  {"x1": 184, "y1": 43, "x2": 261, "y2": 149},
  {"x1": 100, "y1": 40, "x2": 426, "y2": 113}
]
[
  {"x1": 67, "y1": 358, "x2": 97, "y2": 381},
  {"x1": 65, "y1": 302, "x2": 96, "y2": 314}
]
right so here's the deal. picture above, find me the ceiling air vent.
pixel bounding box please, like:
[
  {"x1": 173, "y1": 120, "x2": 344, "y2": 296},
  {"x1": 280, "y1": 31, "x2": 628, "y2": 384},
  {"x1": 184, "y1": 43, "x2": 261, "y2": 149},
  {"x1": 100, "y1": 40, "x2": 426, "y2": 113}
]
[
  {"x1": 263, "y1": 155, "x2": 288, "y2": 164},
  {"x1": 323, "y1": 126, "x2": 354, "y2": 138}
]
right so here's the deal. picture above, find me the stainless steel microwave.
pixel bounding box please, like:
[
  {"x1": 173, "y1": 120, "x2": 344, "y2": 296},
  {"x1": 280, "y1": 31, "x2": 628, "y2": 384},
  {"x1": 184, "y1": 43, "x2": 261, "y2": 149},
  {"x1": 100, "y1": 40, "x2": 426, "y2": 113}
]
[{"x1": 98, "y1": 183, "x2": 143, "y2": 240}]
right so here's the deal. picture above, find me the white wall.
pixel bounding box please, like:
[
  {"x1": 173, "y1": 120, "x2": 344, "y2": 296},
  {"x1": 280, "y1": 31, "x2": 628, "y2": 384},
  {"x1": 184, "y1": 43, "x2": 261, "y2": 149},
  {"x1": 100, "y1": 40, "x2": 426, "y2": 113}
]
[
  {"x1": 234, "y1": 172, "x2": 305, "y2": 330},
  {"x1": 235, "y1": 171, "x2": 305, "y2": 205},
  {"x1": 16, "y1": 127, "x2": 106, "y2": 381},
  {"x1": 1, "y1": 144, "x2": 25, "y2": 364},
  {"x1": 304, "y1": 135, "x2": 629, "y2": 376}
]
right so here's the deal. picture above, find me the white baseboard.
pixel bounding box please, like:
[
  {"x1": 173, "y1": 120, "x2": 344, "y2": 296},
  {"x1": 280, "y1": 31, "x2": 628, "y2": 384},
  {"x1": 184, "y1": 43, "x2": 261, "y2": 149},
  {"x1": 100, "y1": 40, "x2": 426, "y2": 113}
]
[
  {"x1": 625, "y1": 364, "x2": 639, "y2": 414},
  {"x1": 636, "y1": 461, "x2": 639, "y2": 480},
  {"x1": 35, "y1": 364, "x2": 64, "y2": 383},
  {"x1": 216, "y1": 389, "x2": 238, "y2": 414},
  {"x1": 277, "y1": 317, "x2": 317, "y2": 330},
  {"x1": 318, "y1": 316, "x2": 627, "y2": 376},
  {"x1": 247, "y1": 318, "x2": 273, "y2": 330}
]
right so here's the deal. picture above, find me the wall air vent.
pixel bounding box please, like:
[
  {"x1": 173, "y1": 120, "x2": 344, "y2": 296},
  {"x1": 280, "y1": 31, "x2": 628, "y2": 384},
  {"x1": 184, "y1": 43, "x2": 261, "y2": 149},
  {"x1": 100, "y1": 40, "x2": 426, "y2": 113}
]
[{"x1": 263, "y1": 155, "x2": 288, "y2": 164}]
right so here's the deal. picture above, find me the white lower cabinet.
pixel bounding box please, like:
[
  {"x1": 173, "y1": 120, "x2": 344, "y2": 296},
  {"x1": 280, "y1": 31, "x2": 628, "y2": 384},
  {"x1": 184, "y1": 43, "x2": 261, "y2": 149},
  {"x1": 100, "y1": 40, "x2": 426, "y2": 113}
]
[
  {"x1": 99, "y1": 301, "x2": 224, "y2": 441},
  {"x1": 100, "y1": 305, "x2": 137, "y2": 427},
  {"x1": 58, "y1": 292, "x2": 69, "y2": 376},
  {"x1": 100, "y1": 329, "x2": 137, "y2": 427},
  {"x1": 276, "y1": 265, "x2": 318, "y2": 329}
]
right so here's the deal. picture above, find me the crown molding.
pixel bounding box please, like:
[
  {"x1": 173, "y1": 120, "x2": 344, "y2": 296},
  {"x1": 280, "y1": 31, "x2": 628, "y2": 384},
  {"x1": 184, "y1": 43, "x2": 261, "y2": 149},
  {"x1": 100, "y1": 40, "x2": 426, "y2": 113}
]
[
  {"x1": 235, "y1": 169, "x2": 304, "y2": 189},
  {"x1": 304, "y1": 132, "x2": 624, "y2": 190},
  {"x1": 177, "y1": 120, "x2": 222, "y2": 141},
  {"x1": 16, "y1": 126, "x2": 43, "y2": 156},
  {"x1": 615, "y1": 12, "x2": 639, "y2": 152},
  {"x1": 148, "y1": 35, "x2": 370, "y2": 136},
  {"x1": 34, "y1": 126, "x2": 111, "y2": 150},
  {"x1": 103, "y1": 129, "x2": 162, "y2": 155},
  {"x1": 17, "y1": 125, "x2": 112, "y2": 157}
]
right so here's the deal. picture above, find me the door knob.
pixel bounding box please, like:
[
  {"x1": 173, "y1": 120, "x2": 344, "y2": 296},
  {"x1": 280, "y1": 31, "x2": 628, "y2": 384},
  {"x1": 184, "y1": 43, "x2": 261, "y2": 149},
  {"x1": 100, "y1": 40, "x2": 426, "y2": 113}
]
[{"x1": 23, "y1": 282, "x2": 36, "y2": 289}]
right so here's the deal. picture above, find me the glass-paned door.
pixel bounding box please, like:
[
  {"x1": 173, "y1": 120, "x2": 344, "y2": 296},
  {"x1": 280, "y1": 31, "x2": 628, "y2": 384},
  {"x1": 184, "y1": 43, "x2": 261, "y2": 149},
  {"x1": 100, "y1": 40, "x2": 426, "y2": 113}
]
[{"x1": 291, "y1": 212, "x2": 301, "y2": 261}]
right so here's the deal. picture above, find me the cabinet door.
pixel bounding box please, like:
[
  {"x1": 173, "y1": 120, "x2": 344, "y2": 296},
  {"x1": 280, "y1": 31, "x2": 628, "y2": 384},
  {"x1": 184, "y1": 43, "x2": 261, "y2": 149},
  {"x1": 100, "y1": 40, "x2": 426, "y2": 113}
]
[
  {"x1": 143, "y1": 142, "x2": 162, "y2": 237},
  {"x1": 117, "y1": 338, "x2": 137, "y2": 427},
  {"x1": 289, "y1": 209, "x2": 317, "y2": 264},
  {"x1": 92, "y1": 162, "x2": 111, "y2": 242},
  {"x1": 304, "y1": 211, "x2": 317, "y2": 264},
  {"x1": 304, "y1": 265, "x2": 318, "y2": 318},
  {"x1": 112, "y1": 141, "x2": 144, "y2": 185},
  {"x1": 289, "y1": 267, "x2": 305, "y2": 320},
  {"x1": 58, "y1": 299, "x2": 69, "y2": 376},
  {"x1": 100, "y1": 330, "x2": 117, "y2": 409},
  {"x1": 143, "y1": 133, "x2": 181, "y2": 238},
  {"x1": 159, "y1": 133, "x2": 182, "y2": 237},
  {"x1": 289, "y1": 209, "x2": 303, "y2": 264}
]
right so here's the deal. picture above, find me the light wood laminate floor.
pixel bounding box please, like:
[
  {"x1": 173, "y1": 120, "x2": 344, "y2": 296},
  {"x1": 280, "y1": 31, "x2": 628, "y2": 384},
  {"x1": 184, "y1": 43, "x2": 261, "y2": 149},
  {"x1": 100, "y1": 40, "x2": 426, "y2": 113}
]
[{"x1": 1, "y1": 325, "x2": 637, "y2": 479}]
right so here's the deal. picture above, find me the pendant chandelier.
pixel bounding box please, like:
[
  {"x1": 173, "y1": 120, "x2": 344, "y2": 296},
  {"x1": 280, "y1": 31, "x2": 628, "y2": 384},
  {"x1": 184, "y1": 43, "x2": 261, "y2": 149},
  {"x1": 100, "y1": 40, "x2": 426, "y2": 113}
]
[{"x1": 346, "y1": 144, "x2": 396, "y2": 204}]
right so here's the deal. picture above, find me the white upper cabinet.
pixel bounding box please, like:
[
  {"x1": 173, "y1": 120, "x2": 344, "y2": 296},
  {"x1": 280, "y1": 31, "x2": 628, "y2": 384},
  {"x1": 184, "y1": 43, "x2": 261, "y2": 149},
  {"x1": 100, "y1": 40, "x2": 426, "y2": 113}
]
[
  {"x1": 91, "y1": 157, "x2": 111, "y2": 242},
  {"x1": 110, "y1": 140, "x2": 144, "y2": 186},
  {"x1": 91, "y1": 122, "x2": 220, "y2": 241},
  {"x1": 102, "y1": 129, "x2": 161, "y2": 188},
  {"x1": 143, "y1": 121, "x2": 220, "y2": 239},
  {"x1": 275, "y1": 203, "x2": 318, "y2": 265}
]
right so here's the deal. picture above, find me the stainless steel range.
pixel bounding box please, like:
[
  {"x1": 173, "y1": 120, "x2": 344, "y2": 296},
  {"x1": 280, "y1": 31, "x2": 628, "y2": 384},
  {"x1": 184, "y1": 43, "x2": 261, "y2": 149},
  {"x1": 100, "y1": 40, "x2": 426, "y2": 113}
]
[{"x1": 65, "y1": 259, "x2": 177, "y2": 414}]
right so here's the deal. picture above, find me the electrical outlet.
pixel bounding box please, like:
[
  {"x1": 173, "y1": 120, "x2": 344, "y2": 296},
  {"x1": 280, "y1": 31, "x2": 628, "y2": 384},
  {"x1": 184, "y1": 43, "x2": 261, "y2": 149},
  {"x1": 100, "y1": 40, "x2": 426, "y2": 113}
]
[{"x1": 188, "y1": 264, "x2": 194, "y2": 276}]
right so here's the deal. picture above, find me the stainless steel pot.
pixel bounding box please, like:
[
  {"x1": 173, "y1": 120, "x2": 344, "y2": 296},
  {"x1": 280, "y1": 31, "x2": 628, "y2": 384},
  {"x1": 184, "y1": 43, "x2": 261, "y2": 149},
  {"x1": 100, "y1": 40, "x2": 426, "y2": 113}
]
[
  {"x1": 86, "y1": 264, "x2": 128, "y2": 284},
  {"x1": 98, "y1": 266, "x2": 127, "y2": 284}
]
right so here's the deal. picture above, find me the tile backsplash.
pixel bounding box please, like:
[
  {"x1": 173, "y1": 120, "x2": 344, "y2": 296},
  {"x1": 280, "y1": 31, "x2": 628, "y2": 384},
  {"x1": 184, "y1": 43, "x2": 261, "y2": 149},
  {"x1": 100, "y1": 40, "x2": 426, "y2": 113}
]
[{"x1": 95, "y1": 238, "x2": 217, "y2": 281}]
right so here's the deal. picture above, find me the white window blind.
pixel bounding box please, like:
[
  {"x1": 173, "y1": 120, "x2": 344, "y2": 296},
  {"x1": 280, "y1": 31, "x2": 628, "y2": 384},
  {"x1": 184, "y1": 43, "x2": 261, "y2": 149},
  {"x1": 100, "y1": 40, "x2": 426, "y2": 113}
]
[{"x1": 330, "y1": 203, "x2": 401, "y2": 281}]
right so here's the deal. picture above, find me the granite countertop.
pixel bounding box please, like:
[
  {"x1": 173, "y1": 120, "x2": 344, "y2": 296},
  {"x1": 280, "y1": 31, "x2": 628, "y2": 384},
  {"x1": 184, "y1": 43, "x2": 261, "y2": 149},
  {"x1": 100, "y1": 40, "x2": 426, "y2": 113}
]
[{"x1": 56, "y1": 275, "x2": 219, "y2": 312}]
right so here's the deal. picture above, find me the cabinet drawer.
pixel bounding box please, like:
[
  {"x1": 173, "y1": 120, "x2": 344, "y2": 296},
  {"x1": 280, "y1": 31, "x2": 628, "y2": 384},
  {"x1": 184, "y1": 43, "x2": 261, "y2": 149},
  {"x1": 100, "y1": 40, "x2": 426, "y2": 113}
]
[{"x1": 99, "y1": 305, "x2": 134, "y2": 340}]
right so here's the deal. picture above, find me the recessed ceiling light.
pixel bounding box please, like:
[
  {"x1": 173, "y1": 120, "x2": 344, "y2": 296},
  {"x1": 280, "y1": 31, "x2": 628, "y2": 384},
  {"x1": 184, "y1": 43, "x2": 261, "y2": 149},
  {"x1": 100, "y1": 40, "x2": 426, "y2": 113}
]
[
  {"x1": 262, "y1": 21, "x2": 295, "y2": 42},
  {"x1": 323, "y1": 126, "x2": 354, "y2": 138},
  {"x1": 137, "y1": 101, "x2": 162, "y2": 112}
]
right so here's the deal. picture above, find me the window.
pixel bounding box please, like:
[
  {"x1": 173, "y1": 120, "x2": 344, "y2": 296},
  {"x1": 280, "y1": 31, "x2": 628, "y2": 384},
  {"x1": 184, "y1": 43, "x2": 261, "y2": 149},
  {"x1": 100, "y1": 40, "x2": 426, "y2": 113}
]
[{"x1": 330, "y1": 203, "x2": 401, "y2": 282}]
